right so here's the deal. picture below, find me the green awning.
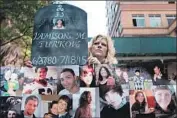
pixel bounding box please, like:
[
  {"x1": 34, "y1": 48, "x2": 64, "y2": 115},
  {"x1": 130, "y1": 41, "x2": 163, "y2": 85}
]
[
  {"x1": 113, "y1": 37, "x2": 176, "y2": 54},
  {"x1": 88, "y1": 37, "x2": 176, "y2": 54}
]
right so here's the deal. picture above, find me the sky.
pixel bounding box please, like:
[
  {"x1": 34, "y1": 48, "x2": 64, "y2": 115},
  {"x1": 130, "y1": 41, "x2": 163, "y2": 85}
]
[{"x1": 65, "y1": 1, "x2": 107, "y2": 37}]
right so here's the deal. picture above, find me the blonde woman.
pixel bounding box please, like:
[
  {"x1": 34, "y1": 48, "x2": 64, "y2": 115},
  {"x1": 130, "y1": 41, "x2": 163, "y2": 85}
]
[
  {"x1": 88, "y1": 34, "x2": 117, "y2": 65},
  {"x1": 25, "y1": 34, "x2": 117, "y2": 67},
  {"x1": 1, "y1": 43, "x2": 23, "y2": 66}
]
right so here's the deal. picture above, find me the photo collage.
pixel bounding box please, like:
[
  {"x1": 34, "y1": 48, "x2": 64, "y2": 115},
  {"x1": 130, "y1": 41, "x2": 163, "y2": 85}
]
[
  {"x1": 0, "y1": 34, "x2": 176, "y2": 118},
  {"x1": 0, "y1": 62, "x2": 176, "y2": 118}
]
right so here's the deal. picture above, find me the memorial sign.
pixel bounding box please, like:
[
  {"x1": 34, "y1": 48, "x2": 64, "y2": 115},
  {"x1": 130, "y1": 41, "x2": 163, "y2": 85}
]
[{"x1": 31, "y1": 3, "x2": 88, "y2": 66}]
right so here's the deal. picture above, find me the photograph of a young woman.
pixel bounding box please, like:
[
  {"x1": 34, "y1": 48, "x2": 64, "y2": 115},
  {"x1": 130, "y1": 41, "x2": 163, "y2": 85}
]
[
  {"x1": 80, "y1": 65, "x2": 96, "y2": 87},
  {"x1": 131, "y1": 91, "x2": 155, "y2": 118}
]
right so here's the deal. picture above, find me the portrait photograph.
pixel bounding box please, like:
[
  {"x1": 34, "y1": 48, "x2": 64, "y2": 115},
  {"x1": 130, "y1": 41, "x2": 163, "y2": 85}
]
[
  {"x1": 100, "y1": 83, "x2": 130, "y2": 118},
  {"x1": 129, "y1": 90, "x2": 156, "y2": 118},
  {"x1": 115, "y1": 65, "x2": 158, "y2": 90},
  {"x1": 79, "y1": 64, "x2": 96, "y2": 87},
  {"x1": 73, "y1": 87, "x2": 100, "y2": 118},
  {"x1": 22, "y1": 66, "x2": 58, "y2": 95},
  {"x1": 0, "y1": 96, "x2": 22, "y2": 118},
  {"x1": 57, "y1": 65, "x2": 80, "y2": 96},
  {"x1": 20, "y1": 94, "x2": 42, "y2": 118},
  {"x1": 0, "y1": 66, "x2": 24, "y2": 96},
  {"x1": 41, "y1": 94, "x2": 73, "y2": 118},
  {"x1": 152, "y1": 85, "x2": 177, "y2": 118},
  {"x1": 94, "y1": 64, "x2": 117, "y2": 87},
  {"x1": 53, "y1": 18, "x2": 65, "y2": 30}
]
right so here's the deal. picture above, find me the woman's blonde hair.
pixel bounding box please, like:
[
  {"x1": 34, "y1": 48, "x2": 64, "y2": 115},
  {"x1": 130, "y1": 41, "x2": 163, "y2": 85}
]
[
  {"x1": 88, "y1": 34, "x2": 117, "y2": 64},
  {"x1": 0, "y1": 43, "x2": 23, "y2": 66}
]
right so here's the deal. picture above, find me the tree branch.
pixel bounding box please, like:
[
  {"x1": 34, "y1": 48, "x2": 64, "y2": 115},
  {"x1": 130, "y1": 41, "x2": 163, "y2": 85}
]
[{"x1": 1, "y1": 26, "x2": 32, "y2": 46}]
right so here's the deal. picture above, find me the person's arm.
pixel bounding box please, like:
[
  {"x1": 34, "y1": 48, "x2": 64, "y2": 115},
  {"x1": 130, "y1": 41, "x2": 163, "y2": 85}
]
[
  {"x1": 74, "y1": 108, "x2": 81, "y2": 118},
  {"x1": 144, "y1": 103, "x2": 150, "y2": 113},
  {"x1": 144, "y1": 103, "x2": 155, "y2": 114},
  {"x1": 87, "y1": 56, "x2": 101, "y2": 65},
  {"x1": 153, "y1": 74, "x2": 157, "y2": 82},
  {"x1": 22, "y1": 84, "x2": 32, "y2": 94},
  {"x1": 24, "y1": 60, "x2": 33, "y2": 68}
]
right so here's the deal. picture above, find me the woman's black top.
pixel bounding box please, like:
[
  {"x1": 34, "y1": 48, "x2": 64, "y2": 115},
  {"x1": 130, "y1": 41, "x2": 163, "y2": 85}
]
[{"x1": 100, "y1": 102, "x2": 130, "y2": 118}]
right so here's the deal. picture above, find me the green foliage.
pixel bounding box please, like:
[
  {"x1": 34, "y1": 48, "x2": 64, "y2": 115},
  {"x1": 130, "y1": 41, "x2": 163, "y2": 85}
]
[{"x1": 0, "y1": 0, "x2": 49, "y2": 66}]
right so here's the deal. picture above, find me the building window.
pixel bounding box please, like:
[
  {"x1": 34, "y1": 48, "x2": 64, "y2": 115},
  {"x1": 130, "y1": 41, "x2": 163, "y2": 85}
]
[
  {"x1": 115, "y1": 21, "x2": 122, "y2": 37},
  {"x1": 106, "y1": 8, "x2": 108, "y2": 17},
  {"x1": 149, "y1": 14, "x2": 161, "y2": 27},
  {"x1": 168, "y1": 0, "x2": 175, "y2": 4},
  {"x1": 111, "y1": 13, "x2": 114, "y2": 21},
  {"x1": 118, "y1": 21, "x2": 122, "y2": 33},
  {"x1": 106, "y1": 19, "x2": 109, "y2": 27},
  {"x1": 166, "y1": 14, "x2": 176, "y2": 25},
  {"x1": 114, "y1": 4, "x2": 118, "y2": 13},
  {"x1": 111, "y1": 4, "x2": 115, "y2": 15},
  {"x1": 132, "y1": 15, "x2": 145, "y2": 27}
]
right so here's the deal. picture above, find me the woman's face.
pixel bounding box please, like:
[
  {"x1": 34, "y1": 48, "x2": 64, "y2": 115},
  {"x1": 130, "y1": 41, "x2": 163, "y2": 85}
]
[
  {"x1": 7, "y1": 110, "x2": 16, "y2": 118},
  {"x1": 51, "y1": 104, "x2": 58, "y2": 115},
  {"x1": 82, "y1": 67, "x2": 93, "y2": 85},
  {"x1": 100, "y1": 67, "x2": 108, "y2": 78},
  {"x1": 58, "y1": 99, "x2": 68, "y2": 114},
  {"x1": 87, "y1": 92, "x2": 92, "y2": 104},
  {"x1": 116, "y1": 68, "x2": 122, "y2": 77},
  {"x1": 105, "y1": 90, "x2": 122, "y2": 110},
  {"x1": 91, "y1": 37, "x2": 108, "y2": 59},
  {"x1": 154, "y1": 66, "x2": 161, "y2": 75},
  {"x1": 122, "y1": 72, "x2": 128, "y2": 80},
  {"x1": 57, "y1": 20, "x2": 63, "y2": 27},
  {"x1": 82, "y1": 71, "x2": 93, "y2": 85},
  {"x1": 136, "y1": 92, "x2": 145, "y2": 103},
  {"x1": 155, "y1": 89, "x2": 171, "y2": 110}
]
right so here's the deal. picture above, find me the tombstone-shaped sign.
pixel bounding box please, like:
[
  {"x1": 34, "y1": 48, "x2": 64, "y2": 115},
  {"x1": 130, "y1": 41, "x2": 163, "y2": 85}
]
[{"x1": 31, "y1": 3, "x2": 88, "y2": 66}]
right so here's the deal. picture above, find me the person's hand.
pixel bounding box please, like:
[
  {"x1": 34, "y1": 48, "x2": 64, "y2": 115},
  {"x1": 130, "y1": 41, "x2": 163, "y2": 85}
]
[
  {"x1": 8, "y1": 89, "x2": 16, "y2": 96},
  {"x1": 148, "y1": 108, "x2": 155, "y2": 113},
  {"x1": 145, "y1": 108, "x2": 155, "y2": 114},
  {"x1": 88, "y1": 57, "x2": 101, "y2": 65},
  {"x1": 47, "y1": 114, "x2": 52, "y2": 118},
  {"x1": 24, "y1": 60, "x2": 33, "y2": 68},
  {"x1": 153, "y1": 74, "x2": 157, "y2": 81}
]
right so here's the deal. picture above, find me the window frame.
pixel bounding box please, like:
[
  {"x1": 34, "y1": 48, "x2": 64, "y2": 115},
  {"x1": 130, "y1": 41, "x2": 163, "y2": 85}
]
[
  {"x1": 166, "y1": 14, "x2": 176, "y2": 25},
  {"x1": 149, "y1": 14, "x2": 162, "y2": 27},
  {"x1": 132, "y1": 14, "x2": 145, "y2": 27}
]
